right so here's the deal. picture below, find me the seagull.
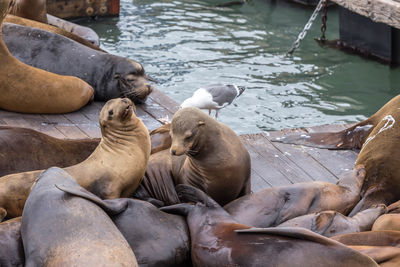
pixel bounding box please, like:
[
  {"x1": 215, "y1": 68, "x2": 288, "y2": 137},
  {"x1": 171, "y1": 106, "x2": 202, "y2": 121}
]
[{"x1": 180, "y1": 84, "x2": 245, "y2": 118}]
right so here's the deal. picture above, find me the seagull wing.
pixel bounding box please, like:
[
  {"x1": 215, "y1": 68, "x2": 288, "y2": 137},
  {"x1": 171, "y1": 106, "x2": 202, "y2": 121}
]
[{"x1": 204, "y1": 85, "x2": 238, "y2": 107}]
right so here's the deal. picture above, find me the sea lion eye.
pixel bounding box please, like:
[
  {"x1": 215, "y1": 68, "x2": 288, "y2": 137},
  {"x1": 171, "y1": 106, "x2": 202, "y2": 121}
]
[
  {"x1": 108, "y1": 110, "x2": 113, "y2": 120},
  {"x1": 125, "y1": 74, "x2": 136, "y2": 82}
]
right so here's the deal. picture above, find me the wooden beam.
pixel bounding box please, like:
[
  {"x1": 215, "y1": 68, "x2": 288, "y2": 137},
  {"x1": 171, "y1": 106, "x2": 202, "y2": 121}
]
[
  {"x1": 46, "y1": 0, "x2": 120, "y2": 19},
  {"x1": 330, "y1": 0, "x2": 400, "y2": 29}
]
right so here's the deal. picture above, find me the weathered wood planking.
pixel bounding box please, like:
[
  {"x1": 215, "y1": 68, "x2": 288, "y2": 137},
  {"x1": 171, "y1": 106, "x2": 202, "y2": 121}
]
[
  {"x1": 46, "y1": 0, "x2": 120, "y2": 19},
  {"x1": 330, "y1": 0, "x2": 400, "y2": 30},
  {"x1": 0, "y1": 89, "x2": 359, "y2": 193}
]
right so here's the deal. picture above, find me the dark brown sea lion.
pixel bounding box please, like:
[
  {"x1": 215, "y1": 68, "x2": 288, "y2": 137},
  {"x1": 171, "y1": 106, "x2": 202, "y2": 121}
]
[
  {"x1": 0, "y1": 98, "x2": 151, "y2": 219},
  {"x1": 0, "y1": 126, "x2": 99, "y2": 177},
  {"x1": 0, "y1": 0, "x2": 94, "y2": 114},
  {"x1": 135, "y1": 107, "x2": 251, "y2": 206},
  {"x1": 22, "y1": 167, "x2": 138, "y2": 266},
  {"x1": 0, "y1": 217, "x2": 23, "y2": 267},
  {"x1": 274, "y1": 94, "x2": 400, "y2": 215},
  {"x1": 4, "y1": 14, "x2": 102, "y2": 51},
  {"x1": 223, "y1": 165, "x2": 366, "y2": 228},
  {"x1": 56, "y1": 182, "x2": 190, "y2": 267},
  {"x1": 332, "y1": 230, "x2": 400, "y2": 247},
  {"x1": 3, "y1": 22, "x2": 153, "y2": 104},
  {"x1": 372, "y1": 214, "x2": 400, "y2": 231},
  {"x1": 161, "y1": 184, "x2": 378, "y2": 267},
  {"x1": 277, "y1": 204, "x2": 387, "y2": 237},
  {"x1": 349, "y1": 246, "x2": 400, "y2": 267},
  {"x1": 9, "y1": 0, "x2": 47, "y2": 23}
]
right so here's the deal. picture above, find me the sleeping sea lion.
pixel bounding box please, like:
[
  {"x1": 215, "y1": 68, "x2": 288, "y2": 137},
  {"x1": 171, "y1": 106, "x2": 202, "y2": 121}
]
[
  {"x1": 135, "y1": 107, "x2": 251, "y2": 206},
  {"x1": 0, "y1": 0, "x2": 94, "y2": 114},
  {"x1": 161, "y1": 184, "x2": 378, "y2": 267},
  {"x1": 0, "y1": 217, "x2": 23, "y2": 267},
  {"x1": 274, "y1": 94, "x2": 400, "y2": 215},
  {"x1": 0, "y1": 126, "x2": 99, "y2": 176},
  {"x1": 332, "y1": 230, "x2": 400, "y2": 247},
  {"x1": 3, "y1": 22, "x2": 153, "y2": 103},
  {"x1": 349, "y1": 246, "x2": 400, "y2": 267},
  {"x1": 372, "y1": 214, "x2": 400, "y2": 231},
  {"x1": 277, "y1": 205, "x2": 387, "y2": 237},
  {"x1": 4, "y1": 14, "x2": 102, "y2": 51},
  {"x1": 0, "y1": 98, "x2": 151, "y2": 219},
  {"x1": 22, "y1": 167, "x2": 138, "y2": 266},
  {"x1": 56, "y1": 182, "x2": 190, "y2": 267},
  {"x1": 223, "y1": 165, "x2": 366, "y2": 228}
]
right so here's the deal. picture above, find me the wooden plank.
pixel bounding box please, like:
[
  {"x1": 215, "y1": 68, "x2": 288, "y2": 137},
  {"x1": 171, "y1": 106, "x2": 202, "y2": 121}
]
[
  {"x1": 250, "y1": 171, "x2": 272, "y2": 192},
  {"x1": 46, "y1": 0, "x2": 120, "y2": 19},
  {"x1": 140, "y1": 98, "x2": 174, "y2": 125},
  {"x1": 330, "y1": 0, "x2": 400, "y2": 30},
  {"x1": 19, "y1": 114, "x2": 66, "y2": 139},
  {"x1": 242, "y1": 134, "x2": 315, "y2": 184},
  {"x1": 148, "y1": 88, "x2": 180, "y2": 115},
  {"x1": 64, "y1": 111, "x2": 101, "y2": 138},
  {"x1": 42, "y1": 114, "x2": 88, "y2": 139},
  {"x1": 135, "y1": 106, "x2": 163, "y2": 132}
]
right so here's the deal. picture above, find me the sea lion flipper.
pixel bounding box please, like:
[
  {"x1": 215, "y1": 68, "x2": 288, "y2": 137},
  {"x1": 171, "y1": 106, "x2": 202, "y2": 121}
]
[
  {"x1": 273, "y1": 122, "x2": 374, "y2": 150},
  {"x1": 176, "y1": 184, "x2": 219, "y2": 208},
  {"x1": 55, "y1": 184, "x2": 128, "y2": 215},
  {"x1": 311, "y1": 211, "x2": 336, "y2": 234},
  {"x1": 160, "y1": 203, "x2": 194, "y2": 216}
]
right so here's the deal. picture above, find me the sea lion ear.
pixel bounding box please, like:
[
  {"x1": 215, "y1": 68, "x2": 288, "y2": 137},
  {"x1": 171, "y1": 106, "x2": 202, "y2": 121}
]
[
  {"x1": 198, "y1": 121, "x2": 205, "y2": 126},
  {"x1": 0, "y1": 207, "x2": 6, "y2": 222}
]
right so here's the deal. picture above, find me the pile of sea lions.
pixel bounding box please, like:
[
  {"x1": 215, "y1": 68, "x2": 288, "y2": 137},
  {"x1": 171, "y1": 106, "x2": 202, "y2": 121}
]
[{"x1": 1, "y1": 0, "x2": 400, "y2": 265}]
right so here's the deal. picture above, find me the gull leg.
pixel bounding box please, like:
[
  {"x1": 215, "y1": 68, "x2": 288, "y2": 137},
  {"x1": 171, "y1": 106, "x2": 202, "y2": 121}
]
[
  {"x1": 215, "y1": 110, "x2": 219, "y2": 119},
  {"x1": 208, "y1": 109, "x2": 211, "y2": 115}
]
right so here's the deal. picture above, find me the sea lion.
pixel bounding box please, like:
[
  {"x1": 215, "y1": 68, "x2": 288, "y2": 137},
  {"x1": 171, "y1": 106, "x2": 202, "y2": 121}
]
[
  {"x1": 372, "y1": 214, "x2": 400, "y2": 231},
  {"x1": 277, "y1": 205, "x2": 387, "y2": 237},
  {"x1": 332, "y1": 230, "x2": 400, "y2": 247},
  {"x1": 4, "y1": 14, "x2": 102, "y2": 51},
  {"x1": 0, "y1": 126, "x2": 99, "y2": 176},
  {"x1": 9, "y1": 0, "x2": 47, "y2": 23},
  {"x1": 135, "y1": 107, "x2": 251, "y2": 206},
  {"x1": 0, "y1": 0, "x2": 94, "y2": 114},
  {"x1": 3, "y1": 22, "x2": 153, "y2": 104},
  {"x1": 274, "y1": 94, "x2": 400, "y2": 215},
  {"x1": 223, "y1": 165, "x2": 366, "y2": 228},
  {"x1": 47, "y1": 14, "x2": 100, "y2": 47},
  {"x1": 0, "y1": 98, "x2": 151, "y2": 219},
  {"x1": 150, "y1": 123, "x2": 172, "y2": 154},
  {"x1": 349, "y1": 246, "x2": 400, "y2": 267},
  {"x1": 161, "y1": 184, "x2": 378, "y2": 267},
  {"x1": 56, "y1": 182, "x2": 190, "y2": 267},
  {"x1": 22, "y1": 167, "x2": 138, "y2": 266},
  {"x1": 0, "y1": 217, "x2": 24, "y2": 267}
]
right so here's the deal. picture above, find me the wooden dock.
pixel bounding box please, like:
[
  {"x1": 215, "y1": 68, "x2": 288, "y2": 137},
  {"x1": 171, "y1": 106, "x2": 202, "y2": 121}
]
[{"x1": 0, "y1": 90, "x2": 358, "y2": 193}]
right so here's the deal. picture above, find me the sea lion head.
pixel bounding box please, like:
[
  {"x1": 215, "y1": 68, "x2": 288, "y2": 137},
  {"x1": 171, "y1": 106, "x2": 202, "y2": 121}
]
[
  {"x1": 112, "y1": 59, "x2": 154, "y2": 104},
  {"x1": 170, "y1": 107, "x2": 209, "y2": 156},
  {"x1": 99, "y1": 98, "x2": 136, "y2": 133}
]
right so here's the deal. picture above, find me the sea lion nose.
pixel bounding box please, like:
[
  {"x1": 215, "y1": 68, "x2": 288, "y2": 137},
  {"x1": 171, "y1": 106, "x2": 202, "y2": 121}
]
[
  {"x1": 121, "y1": 98, "x2": 128, "y2": 103},
  {"x1": 171, "y1": 149, "x2": 176, "y2": 155}
]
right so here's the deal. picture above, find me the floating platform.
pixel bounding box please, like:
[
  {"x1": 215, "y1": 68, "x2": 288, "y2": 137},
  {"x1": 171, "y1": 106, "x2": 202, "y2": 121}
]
[
  {"x1": 46, "y1": 0, "x2": 120, "y2": 19},
  {"x1": 0, "y1": 90, "x2": 358, "y2": 193}
]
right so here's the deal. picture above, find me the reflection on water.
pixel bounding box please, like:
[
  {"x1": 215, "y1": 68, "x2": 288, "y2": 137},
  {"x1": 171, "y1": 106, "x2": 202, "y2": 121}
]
[{"x1": 80, "y1": 0, "x2": 400, "y2": 134}]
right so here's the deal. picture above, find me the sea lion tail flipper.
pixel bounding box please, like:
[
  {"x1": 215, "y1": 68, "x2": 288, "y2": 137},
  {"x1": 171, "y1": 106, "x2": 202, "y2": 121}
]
[
  {"x1": 272, "y1": 122, "x2": 374, "y2": 150},
  {"x1": 0, "y1": 207, "x2": 6, "y2": 222},
  {"x1": 55, "y1": 184, "x2": 128, "y2": 215},
  {"x1": 176, "y1": 184, "x2": 219, "y2": 208},
  {"x1": 311, "y1": 211, "x2": 337, "y2": 235},
  {"x1": 387, "y1": 200, "x2": 400, "y2": 213},
  {"x1": 160, "y1": 203, "x2": 194, "y2": 216}
]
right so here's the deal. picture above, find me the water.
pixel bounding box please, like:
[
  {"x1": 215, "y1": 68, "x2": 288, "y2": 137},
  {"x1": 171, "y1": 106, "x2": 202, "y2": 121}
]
[{"x1": 80, "y1": 0, "x2": 400, "y2": 134}]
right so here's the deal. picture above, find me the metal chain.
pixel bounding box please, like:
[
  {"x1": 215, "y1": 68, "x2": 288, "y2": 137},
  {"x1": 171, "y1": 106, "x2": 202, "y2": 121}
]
[
  {"x1": 320, "y1": 0, "x2": 328, "y2": 42},
  {"x1": 287, "y1": 0, "x2": 326, "y2": 55}
]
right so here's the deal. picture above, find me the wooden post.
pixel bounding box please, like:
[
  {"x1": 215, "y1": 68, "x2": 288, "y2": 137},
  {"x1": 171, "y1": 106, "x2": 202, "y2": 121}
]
[{"x1": 46, "y1": 0, "x2": 120, "y2": 19}]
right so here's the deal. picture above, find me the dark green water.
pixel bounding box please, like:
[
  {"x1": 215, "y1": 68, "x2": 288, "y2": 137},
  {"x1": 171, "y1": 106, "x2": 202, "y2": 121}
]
[{"x1": 81, "y1": 0, "x2": 400, "y2": 134}]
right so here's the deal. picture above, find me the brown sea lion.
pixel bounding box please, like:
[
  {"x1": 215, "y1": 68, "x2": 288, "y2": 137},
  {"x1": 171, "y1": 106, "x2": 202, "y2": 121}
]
[
  {"x1": 0, "y1": 0, "x2": 94, "y2": 114},
  {"x1": 274, "y1": 94, "x2": 400, "y2": 215},
  {"x1": 4, "y1": 14, "x2": 102, "y2": 51},
  {"x1": 9, "y1": 0, "x2": 47, "y2": 23},
  {"x1": 223, "y1": 165, "x2": 366, "y2": 228},
  {"x1": 22, "y1": 167, "x2": 138, "y2": 266},
  {"x1": 161, "y1": 184, "x2": 378, "y2": 267},
  {"x1": 332, "y1": 230, "x2": 400, "y2": 247},
  {"x1": 0, "y1": 217, "x2": 23, "y2": 267},
  {"x1": 150, "y1": 123, "x2": 172, "y2": 154},
  {"x1": 349, "y1": 245, "x2": 400, "y2": 267},
  {"x1": 0, "y1": 126, "x2": 99, "y2": 177},
  {"x1": 0, "y1": 98, "x2": 151, "y2": 219},
  {"x1": 277, "y1": 204, "x2": 387, "y2": 237},
  {"x1": 372, "y1": 214, "x2": 400, "y2": 231},
  {"x1": 135, "y1": 107, "x2": 251, "y2": 206},
  {"x1": 56, "y1": 182, "x2": 190, "y2": 267}
]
